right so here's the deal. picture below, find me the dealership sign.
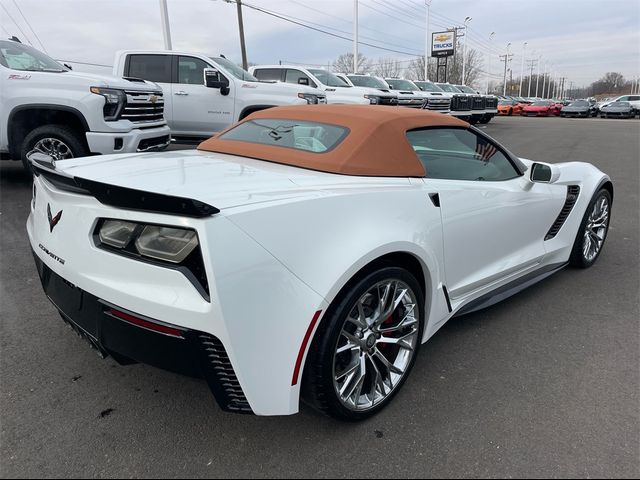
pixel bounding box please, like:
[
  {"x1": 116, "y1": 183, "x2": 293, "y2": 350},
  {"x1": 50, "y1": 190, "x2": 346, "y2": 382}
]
[{"x1": 432, "y1": 31, "x2": 456, "y2": 57}]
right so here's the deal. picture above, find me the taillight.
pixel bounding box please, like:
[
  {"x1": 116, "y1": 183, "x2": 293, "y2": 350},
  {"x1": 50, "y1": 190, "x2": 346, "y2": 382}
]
[{"x1": 107, "y1": 308, "x2": 185, "y2": 338}]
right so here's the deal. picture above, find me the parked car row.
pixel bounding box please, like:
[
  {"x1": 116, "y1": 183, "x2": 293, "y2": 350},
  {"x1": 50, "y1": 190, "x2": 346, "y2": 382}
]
[
  {"x1": 1, "y1": 37, "x2": 500, "y2": 172},
  {"x1": 496, "y1": 93, "x2": 640, "y2": 119}
]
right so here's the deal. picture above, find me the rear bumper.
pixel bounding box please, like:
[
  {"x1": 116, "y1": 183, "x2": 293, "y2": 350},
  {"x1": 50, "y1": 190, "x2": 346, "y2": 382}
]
[
  {"x1": 33, "y1": 251, "x2": 253, "y2": 414},
  {"x1": 85, "y1": 125, "x2": 171, "y2": 155}
]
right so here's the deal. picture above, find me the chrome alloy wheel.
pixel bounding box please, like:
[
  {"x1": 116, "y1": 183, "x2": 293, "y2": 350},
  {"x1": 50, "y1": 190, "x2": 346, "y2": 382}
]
[
  {"x1": 28, "y1": 138, "x2": 74, "y2": 160},
  {"x1": 583, "y1": 194, "x2": 610, "y2": 263},
  {"x1": 332, "y1": 279, "x2": 420, "y2": 411}
]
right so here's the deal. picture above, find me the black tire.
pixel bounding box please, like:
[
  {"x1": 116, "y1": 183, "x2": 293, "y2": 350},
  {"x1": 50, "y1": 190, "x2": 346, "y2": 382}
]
[
  {"x1": 20, "y1": 124, "x2": 88, "y2": 173},
  {"x1": 569, "y1": 188, "x2": 612, "y2": 268},
  {"x1": 508, "y1": 108, "x2": 513, "y2": 116},
  {"x1": 302, "y1": 266, "x2": 425, "y2": 421}
]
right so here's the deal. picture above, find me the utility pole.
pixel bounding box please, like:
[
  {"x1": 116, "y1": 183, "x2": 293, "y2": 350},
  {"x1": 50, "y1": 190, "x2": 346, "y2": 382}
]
[
  {"x1": 461, "y1": 17, "x2": 472, "y2": 85},
  {"x1": 527, "y1": 57, "x2": 537, "y2": 97},
  {"x1": 449, "y1": 25, "x2": 466, "y2": 83},
  {"x1": 159, "y1": 0, "x2": 172, "y2": 50},
  {"x1": 425, "y1": 0, "x2": 431, "y2": 81},
  {"x1": 353, "y1": 0, "x2": 359, "y2": 73},
  {"x1": 535, "y1": 55, "x2": 541, "y2": 97},
  {"x1": 519, "y1": 42, "x2": 527, "y2": 97},
  {"x1": 235, "y1": 0, "x2": 248, "y2": 70},
  {"x1": 500, "y1": 43, "x2": 513, "y2": 96}
]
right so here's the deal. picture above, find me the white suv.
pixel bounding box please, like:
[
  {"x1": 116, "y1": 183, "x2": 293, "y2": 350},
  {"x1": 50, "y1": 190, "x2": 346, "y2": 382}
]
[{"x1": 334, "y1": 73, "x2": 398, "y2": 105}]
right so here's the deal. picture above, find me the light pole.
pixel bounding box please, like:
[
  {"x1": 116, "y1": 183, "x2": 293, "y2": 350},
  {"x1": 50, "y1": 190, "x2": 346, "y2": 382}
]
[
  {"x1": 461, "y1": 16, "x2": 472, "y2": 85},
  {"x1": 518, "y1": 41, "x2": 527, "y2": 97},
  {"x1": 353, "y1": 0, "x2": 358, "y2": 73},
  {"x1": 541, "y1": 62, "x2": 547, "y2": 98},
  {"x1": 486, "y1": 31, "x2": 495, "y2": 94},
  {"x1": 424, "y1": 0, "x2": 432, "y2": 81},
  {"x1": 159, "y1": 0, "x2": 172, "y2": 50},
  {"x1": 535, "y1": 54, "x2": 542, "y2": 97},
  {"x1": 502, "y1": 42, "x2": 511, "y2": 96}
]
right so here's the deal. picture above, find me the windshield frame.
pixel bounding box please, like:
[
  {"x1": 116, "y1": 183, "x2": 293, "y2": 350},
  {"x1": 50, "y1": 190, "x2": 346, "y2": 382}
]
[
  {"x1": 386, "y1": 79, "x2": 420, "y2": 91},
  {"x1": 348, "y1": 75, "x2": 389, "y2": 89},
  {"x1": 308, "y1": 69, "x2": 351, "y2": 87},
  {"x1": 211, "y1": 56, "x2": 259, "y2": 82},
  {"x1": 0, "y1": 40, "x2": 67, "y2": 72}
]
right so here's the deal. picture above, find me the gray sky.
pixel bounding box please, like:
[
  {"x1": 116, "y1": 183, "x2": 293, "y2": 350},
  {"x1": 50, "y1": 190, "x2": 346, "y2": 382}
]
[{"x1": 1, "y1": 0, "x2": 639, "y2": 87}]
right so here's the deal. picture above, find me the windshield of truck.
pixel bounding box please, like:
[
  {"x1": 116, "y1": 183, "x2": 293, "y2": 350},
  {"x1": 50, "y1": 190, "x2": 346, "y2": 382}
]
[
  {"x1": 436, "y1": 83, "x2": 462, "y2": 93},
  {"x1": 211, "y1": 56, "x2": 259, "y2": 81},
  {"x1": 456, "y1": 85, "x2": 477, "y2": 94},
  {"x1": 386, "y1": 79, "x2": 419, "y2": 91},
  {"x1": 0, "y1": 40, "x2": 66, "y2": 72},
  {"x1": 348, "y1": 75, "x2": 388, "y2": 89},
  {"x1": 308, "y1": 69, "x2": 351, "y2": 87},
  {"x1": 415, "y1": 81, "x2": 444, "y2": 92}
]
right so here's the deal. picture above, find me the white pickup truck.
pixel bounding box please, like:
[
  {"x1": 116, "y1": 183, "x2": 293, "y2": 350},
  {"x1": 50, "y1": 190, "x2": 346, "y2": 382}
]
[
  {"x1": 250, "y1": 65, "x2": 390, "y2": 105},
  {"x1": 0, "y1": 39, "x2": 171, "y2": 170},
  {"x1": 113, "y1": 51, "x2": 326, "y2": 142}
]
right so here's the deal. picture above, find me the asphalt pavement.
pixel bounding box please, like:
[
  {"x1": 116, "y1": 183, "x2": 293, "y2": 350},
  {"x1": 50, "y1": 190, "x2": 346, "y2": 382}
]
[{"x1": 1, "y1": 115, "x2": 639, "y2": 478}]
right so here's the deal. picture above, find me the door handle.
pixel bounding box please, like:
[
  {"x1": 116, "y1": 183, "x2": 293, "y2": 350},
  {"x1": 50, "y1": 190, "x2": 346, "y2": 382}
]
[{"x1": 174, "y1": 91, "x2": 189, "y2": 96}]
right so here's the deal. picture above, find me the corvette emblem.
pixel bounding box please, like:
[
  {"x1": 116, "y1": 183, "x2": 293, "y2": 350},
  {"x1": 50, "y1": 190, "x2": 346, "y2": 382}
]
[{"x1": 47, "y1": 204, "x2": 63, "y2": 232}]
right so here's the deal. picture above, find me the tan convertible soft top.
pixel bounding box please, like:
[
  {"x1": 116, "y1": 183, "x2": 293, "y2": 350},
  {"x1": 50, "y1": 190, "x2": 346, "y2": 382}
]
[{"x1": 198, "y1": 105, "x2": 468, "y2": 177}]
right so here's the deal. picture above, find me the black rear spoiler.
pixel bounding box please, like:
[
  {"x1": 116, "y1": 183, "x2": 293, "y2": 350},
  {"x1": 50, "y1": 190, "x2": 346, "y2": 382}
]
[{"x1": 31, "y1": 161, "x2": 219, "y2": 218}]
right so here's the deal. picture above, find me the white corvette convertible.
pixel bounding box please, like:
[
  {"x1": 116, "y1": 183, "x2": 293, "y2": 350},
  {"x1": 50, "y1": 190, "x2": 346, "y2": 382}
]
[{"x1": 28, "y1": 106, "x2": 612, "y2": 420}]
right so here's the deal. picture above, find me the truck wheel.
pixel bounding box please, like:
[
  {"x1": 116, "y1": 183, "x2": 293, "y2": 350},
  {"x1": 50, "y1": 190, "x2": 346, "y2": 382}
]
[{"x1": 20, "y1": 125, "x2": 88, "y2": 173}]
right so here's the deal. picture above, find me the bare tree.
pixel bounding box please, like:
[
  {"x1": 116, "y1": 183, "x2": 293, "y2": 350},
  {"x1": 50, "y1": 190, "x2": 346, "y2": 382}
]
[
  {"x1": 405, "y1": 57, "x2": 437, "y2": 81},
  {"x1": 332, "y1": 53, "x2": 372, "y2": 74},
  {"x1": 373, "y1": 57, "x2": 403, "y2": 78}
]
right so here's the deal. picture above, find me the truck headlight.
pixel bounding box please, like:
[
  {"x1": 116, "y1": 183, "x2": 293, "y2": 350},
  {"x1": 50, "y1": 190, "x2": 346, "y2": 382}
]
[
  {"x1": 90, "y1": 87, "x2": 126, "y2": 121},
  {"x1": 298, "y1": 93, "x2": 320, "y2": 104},
  {"x1": 364, "y1": 94, "x2": 380, "y2": 105}
]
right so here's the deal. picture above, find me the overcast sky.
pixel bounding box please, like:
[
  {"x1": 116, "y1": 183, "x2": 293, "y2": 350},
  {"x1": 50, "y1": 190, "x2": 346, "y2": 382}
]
[{"x1": 1, "y1": 0, "x2": 638, "y2": 86}]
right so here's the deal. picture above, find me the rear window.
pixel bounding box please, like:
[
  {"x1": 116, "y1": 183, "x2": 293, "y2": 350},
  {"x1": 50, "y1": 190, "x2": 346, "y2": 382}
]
[{"x1": 219, "y1": 119, "x2": 349, "y2": 153}]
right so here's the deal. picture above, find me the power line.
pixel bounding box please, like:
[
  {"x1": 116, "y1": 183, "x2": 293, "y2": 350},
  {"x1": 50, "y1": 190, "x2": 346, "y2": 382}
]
[
  {"x1": 236, "y1": 1, "x2": 424, "y2": 57},
  {"x1": 0, "y1": 1, "x2": 33, "y2": 45},
  {"x1": 11, "y1": 0, "x2": 47, "y2": 52},
  {"x1": 360, "y1": 0, "x2": 425, "y2": 30},
  {"x1": 287, "y1": 0, "x2": 419, "y2": 46}
]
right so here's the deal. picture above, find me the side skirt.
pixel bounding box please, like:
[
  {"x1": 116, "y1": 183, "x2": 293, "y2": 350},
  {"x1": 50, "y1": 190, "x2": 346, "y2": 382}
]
[{"x1": 454, "y1": 262, "x2": 568, "y2": 317}]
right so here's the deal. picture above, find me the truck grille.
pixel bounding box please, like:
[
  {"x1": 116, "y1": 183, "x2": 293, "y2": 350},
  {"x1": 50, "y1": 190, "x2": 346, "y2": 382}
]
[
  {"x1": 379, "y1": 97, "x2": 398, "y2": 106},
  {"x1": 472, "y1": 96, "x2": 486, "y2": 110},
  {"x1": 425, "y1": 97, "x2": 451, "y2": 111},
  {"x1": 485, "y1": 97, "x2": 498, "y2": 109},
  {"x1": 119, "y1": 90, "x2": 165, "y2": 123},
  {"x1": 450, "y1": 95, "x2": 471, "y2": 111}
]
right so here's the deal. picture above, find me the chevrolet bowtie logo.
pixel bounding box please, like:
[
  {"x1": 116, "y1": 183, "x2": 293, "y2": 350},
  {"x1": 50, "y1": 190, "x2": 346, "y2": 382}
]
[
  {"x1": 150, "y1": 95, "x2": 158, "y2": 104},
  {"x1": 47, "y1": 204, "x2": 63, "y2": 233},
  {"x1": 435, "y1": 34, "x2": 451, "y2": 42}
]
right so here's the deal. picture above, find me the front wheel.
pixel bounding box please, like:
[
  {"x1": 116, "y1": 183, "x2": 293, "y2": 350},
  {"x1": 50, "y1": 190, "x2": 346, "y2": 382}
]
[
  {"x1": 20, "y1": 124, "x2": 88, "y2": 173},
  {"x1": 569, "y1": 189, "x2": 612, "y2": 268},
  {"x1": 302, "y1": 267, "x2": 424, "y2": 421}
]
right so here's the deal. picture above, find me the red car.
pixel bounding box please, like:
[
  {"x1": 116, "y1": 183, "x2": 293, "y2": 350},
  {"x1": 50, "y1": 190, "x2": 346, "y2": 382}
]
[{"x1": 521, "y1": 100, "x2": 562, "y2": 117}]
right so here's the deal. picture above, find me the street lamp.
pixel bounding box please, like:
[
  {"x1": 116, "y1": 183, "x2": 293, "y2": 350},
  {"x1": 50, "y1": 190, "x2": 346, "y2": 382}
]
[
  {"x1": 518, "y1": 41, "x2": 527, "y2": 97},
  {"x1": 486, "y1": 31, "x2": 495, "y2": 94},
  {"x1": 461, "y1": 16, "x2": 472, "y2": 85}
]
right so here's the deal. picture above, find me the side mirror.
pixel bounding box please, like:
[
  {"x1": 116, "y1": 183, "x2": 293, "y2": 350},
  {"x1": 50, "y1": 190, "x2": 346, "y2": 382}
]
[
  {"x1": 530, "y1": 162, "x2": 559, "y2": 183},
  {"x1": 298, "y1": 77, "x2": 309, "y2": 86},
  {"x1": 204, "y1": 68, "x2": 230, "y2": 95}
]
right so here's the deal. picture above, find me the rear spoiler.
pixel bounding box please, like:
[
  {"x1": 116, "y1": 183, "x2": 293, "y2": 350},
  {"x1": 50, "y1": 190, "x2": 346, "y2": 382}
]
[{"x1": 29, "y1": 153, "x2": 218, "y2": 218}]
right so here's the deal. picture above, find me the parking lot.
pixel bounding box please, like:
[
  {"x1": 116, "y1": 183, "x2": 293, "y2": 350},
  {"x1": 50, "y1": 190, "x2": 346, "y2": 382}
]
[{"x1": 1, "y1": 115, "x2": 638, "y2": 478}]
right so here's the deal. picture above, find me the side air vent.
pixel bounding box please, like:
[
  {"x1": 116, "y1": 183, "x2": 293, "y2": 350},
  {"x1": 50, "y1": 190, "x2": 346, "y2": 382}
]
[
  {"x1": 198, "y1": 334, "x2": 253, "y2": 414},
  {"x1": 545, "y1": 185, "x2": 580, "y2": 240}
]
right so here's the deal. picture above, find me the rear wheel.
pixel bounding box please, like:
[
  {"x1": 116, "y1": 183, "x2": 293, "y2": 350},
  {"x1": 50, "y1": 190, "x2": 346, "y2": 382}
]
[
  {"x1": 302, "y1": 267, "x2": 424, "y2": 421},
  {"x1": 20, "y1": 124, "x2": 88, "y2": 173},
  {"x1": 569, "y1": 189, "x2": 612, "y2": 268}
]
